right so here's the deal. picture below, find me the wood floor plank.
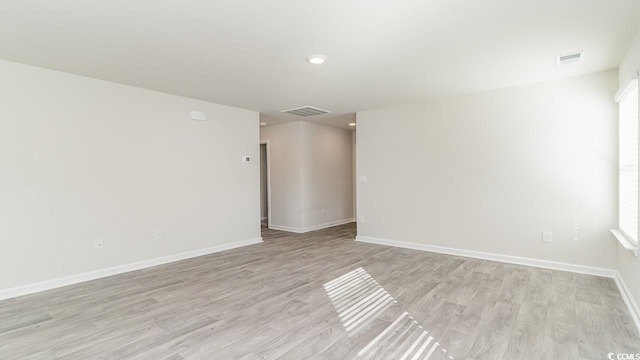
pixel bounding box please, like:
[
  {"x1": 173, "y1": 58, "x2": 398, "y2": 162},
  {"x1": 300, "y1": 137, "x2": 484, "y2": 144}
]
[{"x1": 0, "y1": 223, "x2": 635, "y2": 360}]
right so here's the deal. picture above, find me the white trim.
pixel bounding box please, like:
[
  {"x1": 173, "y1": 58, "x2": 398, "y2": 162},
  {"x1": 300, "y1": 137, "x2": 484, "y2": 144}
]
[
  {"x1": 611, "y1": 229, "x2": 639, "y2": 256},
  {"x1": 355, "y1": 235, "x2": 616, "y2": 278},
  {"x1": 615, "y1": 271, "x2": 640, "y2": 338},
  {"x1": 269, "y1": 224, "x2": 300, "y2": 232},
  {"x1": 0, "y1": 237, "x2": 263, "y2": 301},
  {"x1": 270, "y1": 218, "x2": 355, "y2": 234},
  {"x1": 615, "y1": 72, "x2": 638, "y2": 102}
]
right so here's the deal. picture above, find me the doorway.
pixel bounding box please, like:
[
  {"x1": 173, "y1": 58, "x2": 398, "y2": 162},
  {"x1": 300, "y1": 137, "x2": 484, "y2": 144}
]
[{"x1": 260, "y1": 142, "x2": 270, "y2": 228}]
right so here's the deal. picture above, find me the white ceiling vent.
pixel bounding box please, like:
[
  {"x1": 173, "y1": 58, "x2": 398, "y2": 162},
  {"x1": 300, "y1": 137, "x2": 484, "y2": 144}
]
[
  {"x1": 281, "y1": 106, "x2": 332, "y2": 117},
  {"x1": 556, "y1": 52, "x2": 585, "y2": 66}
]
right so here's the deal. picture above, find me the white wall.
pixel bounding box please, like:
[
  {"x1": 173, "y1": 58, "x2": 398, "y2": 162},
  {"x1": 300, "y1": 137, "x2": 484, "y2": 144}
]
[
  {"x1": 300, "y1": 122, "x2": 354, "y2": 228},
  {"x1": 0, "y1": 60, "x2": 261, "y2": 291},
  {"x1": 357, "y1": 70, "x2": 618, "y2": 269},
  {"x1": 260, "y1": 144, "x2": 268, "y2": 220},
  {"x1": 260, "y1": 122, "x2": 302, "y2": 229},
  {"x1": 352, "y1": 130, "x2": 357, "y2": 220},
  {"x1": 617, "y1": 26, "x2": 640, "y2": 307},
  {"x1": 260, "y1": 121, "x2": 354, "y2": 232}
]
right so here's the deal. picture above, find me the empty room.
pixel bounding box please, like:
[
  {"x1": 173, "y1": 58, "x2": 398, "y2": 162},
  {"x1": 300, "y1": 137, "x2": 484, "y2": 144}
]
[{"x1": 2, "y1": 1, "x2": 640, "y2": 359}]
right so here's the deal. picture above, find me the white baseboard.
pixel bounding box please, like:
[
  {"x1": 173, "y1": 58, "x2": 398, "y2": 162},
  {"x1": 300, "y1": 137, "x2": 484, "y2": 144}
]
[
  {"x1": 355, "y1": 235, "x2": 617, "y2": 278},
  {"x1": 0, "y1": 237, "x2": 263, "y2": 301},
  {"x1": 270, "y1": 218, "x2": 355, "y2": 234},
  {"x1": 615, "y1": 272, "x2": 640, "y2": 337}
]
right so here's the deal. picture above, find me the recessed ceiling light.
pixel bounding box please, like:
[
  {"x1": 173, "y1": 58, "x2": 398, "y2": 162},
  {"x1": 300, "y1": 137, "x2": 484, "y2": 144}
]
[
  {"x1": 307, "y1": 55, "x2": 327, "y2": 65},
  {"x1": 348, "y1": 122, "x2": 356, "y2": 126}
]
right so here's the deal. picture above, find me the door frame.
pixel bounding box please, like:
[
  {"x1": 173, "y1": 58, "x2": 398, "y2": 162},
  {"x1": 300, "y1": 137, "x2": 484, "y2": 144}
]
[{"x1": 260, "y1": 140, "x2": 272, "y2": 229}]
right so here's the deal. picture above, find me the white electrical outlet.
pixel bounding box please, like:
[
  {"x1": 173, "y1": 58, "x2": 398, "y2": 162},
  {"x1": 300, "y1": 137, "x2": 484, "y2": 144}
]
[
  {"x1": 359, "y1": 176, "x2": 367, "y2": 183},
  {"x1": 94, "y1": 239, "x2": 104, "y2": 250},
  {"x1": 321, "y1": 207, "x2": 326, "y2": 214},
  {"x1": 155, "y1": 230, "x2": 163, "y2": 240},
  {"x1": 358, "y1": 216, "x2": 366, "y2": 223},
  {"x1": 542, "y1": 232, "x2": 552, "y2": 243}
]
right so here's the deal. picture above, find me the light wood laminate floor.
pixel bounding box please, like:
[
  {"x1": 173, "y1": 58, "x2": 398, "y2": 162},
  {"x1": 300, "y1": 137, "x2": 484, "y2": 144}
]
[{"x1": 1, "y1": 223, "x2": 638, "y2": 359}]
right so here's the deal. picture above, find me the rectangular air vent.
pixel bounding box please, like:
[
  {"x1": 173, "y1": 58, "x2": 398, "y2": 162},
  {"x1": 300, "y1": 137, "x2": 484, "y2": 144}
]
[
  {"x1": 281, "y1": 106, "x2": 332, "y2": 117},
  {"x1": 556, "y1": 52, "x2": 584, "y2": 66}
]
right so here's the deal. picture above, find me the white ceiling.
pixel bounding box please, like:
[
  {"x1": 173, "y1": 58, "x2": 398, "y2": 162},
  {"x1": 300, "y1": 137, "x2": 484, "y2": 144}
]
[
  {"x1": 261, "y1": 113, "x2": 356, "y2": 130},
  {"x1": 1, "y1": 0, "x2": 639, "y2": 129}
]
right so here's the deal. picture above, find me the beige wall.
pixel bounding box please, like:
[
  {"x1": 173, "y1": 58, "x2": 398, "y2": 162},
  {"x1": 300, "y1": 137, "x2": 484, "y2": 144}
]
[
  {"x1": 357, "y1": 70, "x2": 618, "y2": 269},
  {"x1": 617, "y1": 26, "x2": 640, "y2": 307},
  {"x1": 260, "y1": 121, "x2": 354, "y2": 231},
  {"x1": 0, "y1": 59, "x2": 261, "y2": 291}
]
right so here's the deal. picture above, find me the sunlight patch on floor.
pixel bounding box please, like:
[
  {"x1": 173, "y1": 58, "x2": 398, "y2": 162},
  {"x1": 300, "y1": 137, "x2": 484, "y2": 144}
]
[{"x1": 324, "y1": 268, "x2": 454, "y2": 359}]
